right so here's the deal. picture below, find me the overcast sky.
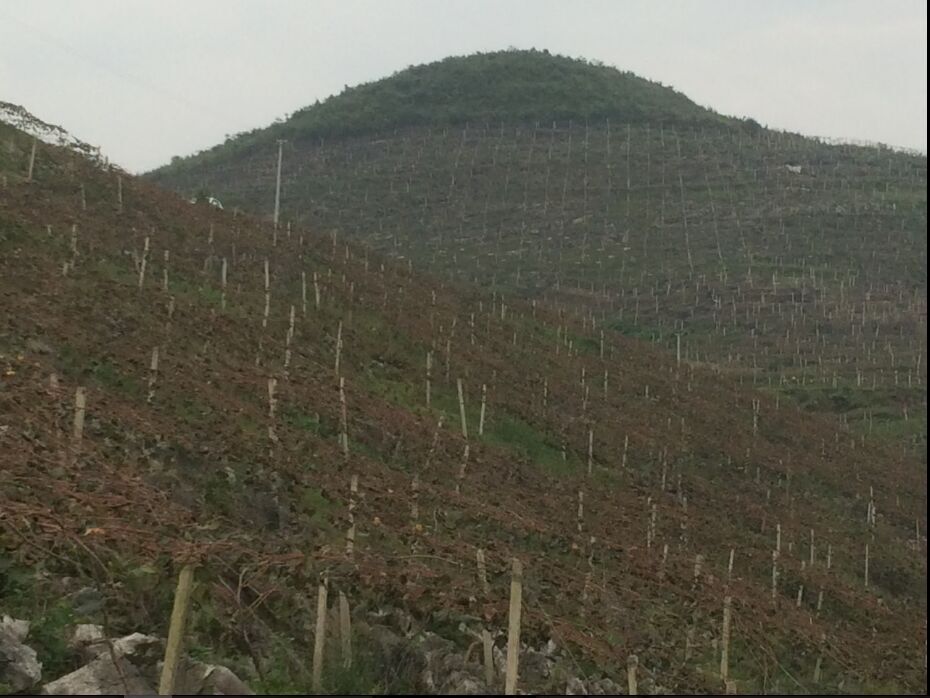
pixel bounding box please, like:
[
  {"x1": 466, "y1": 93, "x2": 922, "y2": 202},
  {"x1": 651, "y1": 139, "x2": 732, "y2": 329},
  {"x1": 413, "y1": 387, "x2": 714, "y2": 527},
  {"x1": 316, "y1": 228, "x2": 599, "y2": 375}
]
[{"x1": 1, "y1": 0, "x2": 926, "y2": 172}]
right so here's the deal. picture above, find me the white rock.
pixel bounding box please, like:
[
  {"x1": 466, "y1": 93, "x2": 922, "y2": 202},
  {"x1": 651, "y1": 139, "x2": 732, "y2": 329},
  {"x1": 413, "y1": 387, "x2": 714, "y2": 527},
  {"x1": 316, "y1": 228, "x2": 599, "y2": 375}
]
[
  {"x1": 566, "y1": 676, "x2": 588, "y2": 694},
  {"x1": 69, "y1": 624, "x2": 106, "y2": 660},
  {"x1": 0, "y1": 616, "x2": 42, "y2": 690},
  {"x1": 1, "y1": 615, "x2": 30, "y2": 643},
  {"x1": 40, "y1": 656, "x2": 153, "y2": 695}
]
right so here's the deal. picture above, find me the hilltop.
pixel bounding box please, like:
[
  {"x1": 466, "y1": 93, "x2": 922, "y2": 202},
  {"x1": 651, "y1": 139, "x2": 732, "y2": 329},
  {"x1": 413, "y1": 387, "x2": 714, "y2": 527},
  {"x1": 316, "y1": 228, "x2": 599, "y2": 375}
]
[
  {"x1": 153, "y1": 49, "x2": 737, "y2": 175},
  {"x1": 2, "y1": 106, "x2": 928, "y2": 693}
]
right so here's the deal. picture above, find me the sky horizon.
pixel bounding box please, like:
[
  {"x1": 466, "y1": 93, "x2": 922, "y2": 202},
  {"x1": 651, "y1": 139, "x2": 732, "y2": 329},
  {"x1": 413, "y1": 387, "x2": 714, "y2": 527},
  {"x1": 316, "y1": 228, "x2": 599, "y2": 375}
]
[{"x1": 1, "y1": 0, "x2": 926, "y2": 173}]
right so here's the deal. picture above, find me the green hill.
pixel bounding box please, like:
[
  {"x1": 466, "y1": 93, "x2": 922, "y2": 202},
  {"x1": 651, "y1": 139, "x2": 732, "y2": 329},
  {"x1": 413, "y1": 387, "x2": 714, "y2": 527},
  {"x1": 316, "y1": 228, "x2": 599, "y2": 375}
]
[{"x1": 153, "y1": 49, "x2": 737, "y2": 175}]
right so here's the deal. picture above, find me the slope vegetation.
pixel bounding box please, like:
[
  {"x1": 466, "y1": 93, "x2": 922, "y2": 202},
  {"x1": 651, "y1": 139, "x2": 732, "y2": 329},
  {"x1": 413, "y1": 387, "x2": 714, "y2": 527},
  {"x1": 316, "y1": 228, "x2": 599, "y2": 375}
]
[
  {"x1": 149, "y1": 51, "x2": 928, "y2": 457},
  {"x1": 2, "y1": 116, "x2": 927, "y2": 693}
]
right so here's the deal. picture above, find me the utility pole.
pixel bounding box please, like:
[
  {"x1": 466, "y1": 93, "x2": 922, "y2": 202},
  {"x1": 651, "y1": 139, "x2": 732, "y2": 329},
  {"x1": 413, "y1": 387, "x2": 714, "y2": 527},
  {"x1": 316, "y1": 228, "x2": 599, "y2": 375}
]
[{"x1": 273, "y1": 139, "x2": 285, "y2": 228}]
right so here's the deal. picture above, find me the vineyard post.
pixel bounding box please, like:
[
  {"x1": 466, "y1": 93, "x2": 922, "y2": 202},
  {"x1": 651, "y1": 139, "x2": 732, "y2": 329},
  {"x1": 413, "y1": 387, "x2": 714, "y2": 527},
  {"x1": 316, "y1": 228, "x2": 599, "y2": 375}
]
[
  {"x1": 720, "y1": 595, "x2": 732, "y2": 681},
  {"x1": 158, "y1": 564, "x2": 196, "y2": 695},
  {"x1": 457, "y1": 378, "x2": 468, "y2": 439},
  {"x1": 26, "y1": 137, "x2": 37, "y2": 181},
  {"x1": 864, "y1": 543, "x2": 869, "y2": 588},
  {"x1": 504, "y1": 558, "x2": 523, "y2": 695},
  {"x1": 482, "y1": 629, "x2": 494, "y2": 688},
  {"x1": 476, "y1": 548, "x2": 490, "y2": 597},
  {"x1": 138, "y1": 236, "x2": 150, "y2": 289},
  {"x1": 479, "y1": 383, "x2": 487, "y2": 436},
  {"x1": 146, "y1": 347, "x2": 159, "y2": 404},
  {"x1": 72, "y1": 386, "x2": 86, "y2": 446},
  {"x1": 627, "y1": 655, "x2": 638, "y2": 695},
  {"x1": 346, "y1": 474, "x2": 358, "y2": 557},
  {"x1": 273, "y1": 139, "x2": 285, "y2": 228},
  {"x1": 311, "y1": 578, "x2": 328, "y2": 693},
  {"x1": 220, "y1": 258, "x2": 228, "y2": 310},
  {"x1": 339, "y1": 590, "x2": 352, "y2": 668}
]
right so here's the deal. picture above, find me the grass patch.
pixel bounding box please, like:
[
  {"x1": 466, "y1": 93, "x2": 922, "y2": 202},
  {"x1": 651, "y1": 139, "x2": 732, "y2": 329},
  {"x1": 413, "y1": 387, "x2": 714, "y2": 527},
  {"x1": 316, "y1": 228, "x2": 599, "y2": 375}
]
[{"x1": 482, "y1": 411, "x2": 579, "y2": 476}]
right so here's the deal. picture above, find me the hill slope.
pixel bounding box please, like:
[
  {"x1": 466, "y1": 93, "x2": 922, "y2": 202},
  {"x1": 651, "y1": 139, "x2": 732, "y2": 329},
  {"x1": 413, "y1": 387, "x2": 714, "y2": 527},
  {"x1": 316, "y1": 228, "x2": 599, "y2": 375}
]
[
  {"x1": 148, "y1": 51, "x2": 928, "y2": 458},
  {"x1": 3, "y1": 110, "x2": 928, "y2": 693}
]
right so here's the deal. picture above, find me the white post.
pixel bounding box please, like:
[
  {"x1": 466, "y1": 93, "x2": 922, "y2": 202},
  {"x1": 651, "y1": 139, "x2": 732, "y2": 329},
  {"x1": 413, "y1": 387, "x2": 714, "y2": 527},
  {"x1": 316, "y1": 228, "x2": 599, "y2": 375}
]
[
  {"x1": 273, "y1": 139, "x2": 285, "y2": 228},
  {"x1": 504, "y1": 558, "x2": 523, "y2": 695},
  {"x1": 27, "y1": 137, "x2": 37, "y2": 181},
  {"x1": 720, "y1": 595, "x2": 732, "y2": 681}
]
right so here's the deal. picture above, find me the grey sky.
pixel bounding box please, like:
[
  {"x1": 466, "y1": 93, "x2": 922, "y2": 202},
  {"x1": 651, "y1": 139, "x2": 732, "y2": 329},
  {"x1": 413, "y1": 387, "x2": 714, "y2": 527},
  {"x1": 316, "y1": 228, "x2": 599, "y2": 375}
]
[{"x1": 1, "y1": 0, "x2": 926, "y2": 173}]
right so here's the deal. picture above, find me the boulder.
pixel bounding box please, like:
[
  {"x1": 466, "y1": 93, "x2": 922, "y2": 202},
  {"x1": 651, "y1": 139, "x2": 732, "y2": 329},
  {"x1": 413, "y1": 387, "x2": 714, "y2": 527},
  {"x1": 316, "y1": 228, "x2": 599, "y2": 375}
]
[
  {"x1": 41, "y1": 629, "x2": 251, "y2": 696},
  {"x1": 173, "y1": 659, "x2": 255, "y2": 695},
  {"x1": 520, "y1": 647, "x2": 552, "y2": 685},
  {"x1": 0, "y1": 616, "x2": 42, "y2": 691},
  {"x1": 566, "y1": 676, "x2": 588, "y2": 694},
  {"x1": 589, "y1": 677, "x2": 623, "y2": 695},
  {"x1": 40, "y1": 655, "x2": 153, "y2": 695}
]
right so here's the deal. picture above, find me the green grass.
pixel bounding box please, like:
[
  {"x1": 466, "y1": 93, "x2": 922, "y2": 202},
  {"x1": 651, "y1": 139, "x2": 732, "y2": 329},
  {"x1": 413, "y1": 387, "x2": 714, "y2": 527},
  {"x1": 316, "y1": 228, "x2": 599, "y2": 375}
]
[
  {"x1": 57, "y1": 343, "x2": 145, "y2": 399},
  {"x1": 482, "y1": 411, "x2": 579, "y2": 476}
]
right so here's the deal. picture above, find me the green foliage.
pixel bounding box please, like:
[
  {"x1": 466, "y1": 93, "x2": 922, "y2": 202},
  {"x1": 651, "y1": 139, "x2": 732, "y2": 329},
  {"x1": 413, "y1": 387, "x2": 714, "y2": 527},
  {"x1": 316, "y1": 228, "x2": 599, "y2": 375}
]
[{"x1": 482, "y1": 412, "x2": 577, "y2": 476}]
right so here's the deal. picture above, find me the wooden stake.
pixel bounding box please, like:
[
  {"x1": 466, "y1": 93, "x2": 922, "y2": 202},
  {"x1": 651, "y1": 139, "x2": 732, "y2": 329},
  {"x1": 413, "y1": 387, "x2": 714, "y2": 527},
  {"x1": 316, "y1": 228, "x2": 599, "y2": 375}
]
[
  {"x1": 26, "y1": 137, "x2": 36, "y2": 181},
  {"x1": 504, "y1": 558, "x2": 523, "y2": 695},
  {"x1": 346, "y1": 474, "x2": 358, "y2": 557},
  {"x1": 627, "y1": 655, "x2": 638, "y2": 695},
  {"x1": 339, "y1": 591, "x2": 352, "y2": 669},
  {"x1": 577, "y1": 489, "x2": 584, "y2": 534},
  {"x1": 482, "y1": 629, "x2": 494, "y2": 688},
  {"x1": 72, "y1": 386, "x2": 86, "y2": 443},
  {"x1": 411, "y1": 473, "x2": 419, "y2": 527},
  {"x1": 158, "y1": 564, "x2": 195, "y2": 695},
  {"x1": 301, "y1": 271, "x2": 308, "y2": 315},
  {"x1": 456, "y1": 443, "x2": 470, "y2": 494},
  {"x1": 220, "y1": 258, "x2": 228, "y2": 310},
  {"x1": 334, "y1": 321, "x2": 343, "y2": 375},
  {"x1": 771, "y1": 550, "x2": 779, "y2": 601},
  {"x1": 339, "y1": 376, "x2": 349, "y2": 462},
  {"x1": 476, "y1": 548, "x2": 490, "y2": 597},
  {"x1": 587, "y1": 427, "x2": 594, "y2": 476},
  {"x1": 267, "y1": 377, "x2": 278, "y2": 443},
  {"x1": 262, "y1": 259, "x2": 271, "y2": 329},
  {"x1": 312, "y1": 579, "x2": 328, "y2": 693},
  {"x1": 813, "y1": 633, "x2": 825, "y2": 684},
  {"x1": 283, "y1": 305, "x2": 295, "y2": 375},
  {"x1": 478, "y1": 383, "x2": 487, "y2": 436},
  {"x1": 426, "y1": 352, "x2": 432, "y2": 408},
  {"x1": 138, "y1": 236, "x2": 150, "y2": 290},
  {"x1": 146, "y1": 346, "x2": 159, "y2": 404},
  {"x1": 457, "y1": 378, "x2": 468, "y2": 439},
  {"x1": 864, "y1": 543, "x2": 869, "y2": 588},
  {"x1": 721, "y1": 595, "x2": 732, "y2": 681}
]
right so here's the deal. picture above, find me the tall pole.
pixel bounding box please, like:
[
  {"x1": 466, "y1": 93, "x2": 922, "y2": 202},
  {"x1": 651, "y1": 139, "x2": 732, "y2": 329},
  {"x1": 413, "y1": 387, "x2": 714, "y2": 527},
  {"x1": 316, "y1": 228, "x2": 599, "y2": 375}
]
[{"x1": 273, "y1": 139, "x2": 285, "y2": 228}]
